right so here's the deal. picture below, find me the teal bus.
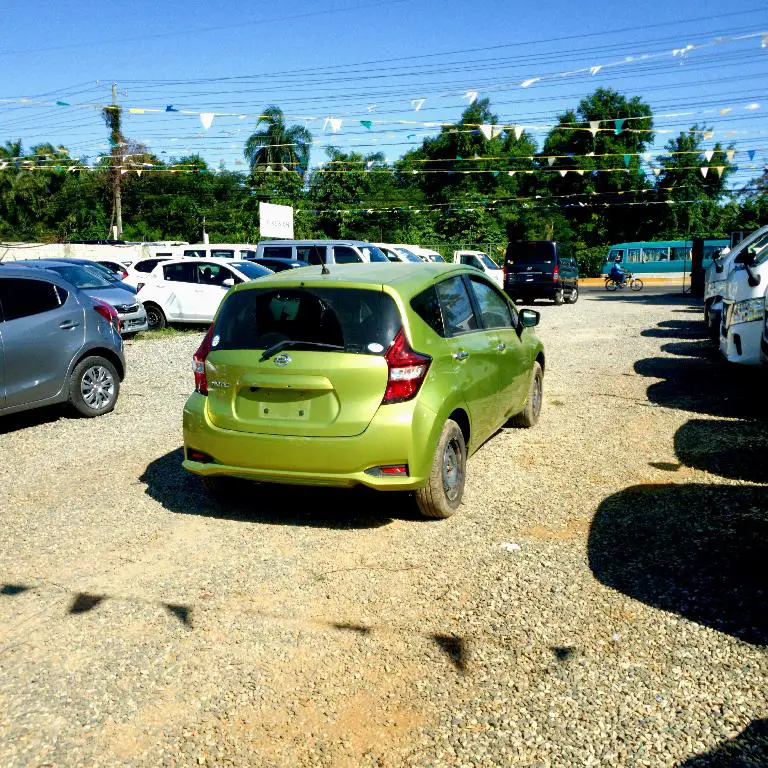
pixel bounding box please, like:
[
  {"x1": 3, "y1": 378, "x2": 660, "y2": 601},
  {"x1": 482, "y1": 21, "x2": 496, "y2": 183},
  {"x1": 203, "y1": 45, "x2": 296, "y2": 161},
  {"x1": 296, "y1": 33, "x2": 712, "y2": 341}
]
[{"x1": 601, "y1": 240, "x2": 729, "y2": 278}]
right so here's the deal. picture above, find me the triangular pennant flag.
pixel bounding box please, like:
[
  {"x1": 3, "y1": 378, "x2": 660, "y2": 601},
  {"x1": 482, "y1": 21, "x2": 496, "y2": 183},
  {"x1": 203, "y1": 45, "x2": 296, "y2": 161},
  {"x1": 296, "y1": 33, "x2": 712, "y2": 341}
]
[
  {"x1": 513, "y1": 125, "x2": 523, "y2": 140},
  {"x1": 559, "y1": 169, "x2": 568, "y2": 177},
  {"x1": 199, "y1": 112, "x2": 215, "y2": 130},
  {"x1": 589, "y1": 65, "x2": 602, "y2": 76},
  {"x1": 720, "y1": 107, "x2": 733, "y2": 116},
  {"x1": 703, "y1": 131, "x2": 714, "y2": 140},
  {"x1": 623, "y1": 154, "x2": 631, "y2": 167},
  {"x1": 715, "y1": 166, "x2": 726, "y2": 176},
  {"x1": 748, "y1": 150, "x2": 757, "y2": 161},
  {"x1": 652, "y1": 167, "x2": 661, "y2": 176},
  {"x1": 329, "y1": 118, "x2": 342, "y2": 133},
  {"x1": 367, "y1": 104, "x2": 376, "y2": 112},
  {"x1": 547, "y1": 156, "x2": 555, "y2": 167},
  {"x1": 700, "y1": 166, "x2": 709, "y2": 178},
  {"x1": 136, "y1": 169, "x2": 142, "y2": 177},
  {"x1": 120, "y1": 168, "x2": 128, "y2": 175},
  {"x1": 491, "y1": 125, "x2": 503, "y2": 138},
  {"x1": 643, "y1": 152, "x2": 652, "y2": 162},
  {"x1": 464, "y1": 91, "x2": 478, "y2": 104},
  {"x1": 576, "y1": 169, "x2": 585, "y2": 176},
  {"x1": 521, "y1": 78, "x2": 540, "y2": 88},
  {"x1": 479, "y1": 124, "x2": 493, "y2": 140},
  {"x1": 726, "y1": 149, "x2": 736, "y2": 161},
  {"x1": 508, "y1": 170, "x2": 516, "y2": 176},
  {"x1": 746, "y1": 103, "x2": 760, "y2": 111},
  {"x1": 360, "y1": 120, "x2": 372, "y2": 129},
  {"x1": 165, "y1": 105, "x2": 178, "y2": 112},
  {"x1": 411, "y1": 98, "x2": 426, "y2": 111},
  {"x1": 265, "y1": 165, "x2": 273, "y2": 172},
  {"x1": 455, "y1": 155, "x2": 463, "y2": 161},
  {"x1": 589, "y1": 120, "x2": 600, "y2": 137},
  {"x1": 704, "y1": 150, "x2": 715, "y2": 162},
  {"x1": 614, "y1": 119, "x2": 625, "y2": 135},
  {"x1": 55, "y1": 100, "x2": 70, "y2": 107},
  {"x1": 492, "y1": 170, "x2": 500, "y2": 177}
]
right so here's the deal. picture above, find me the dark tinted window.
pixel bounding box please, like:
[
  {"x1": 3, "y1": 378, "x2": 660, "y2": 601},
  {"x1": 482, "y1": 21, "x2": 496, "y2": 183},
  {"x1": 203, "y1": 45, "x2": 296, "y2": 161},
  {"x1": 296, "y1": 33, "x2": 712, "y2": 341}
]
[
  {"x1": 184, "y1": 249, "x2": 207, "y2": 258},
  {"x1": 262, "y1": 246, "x2": 294, "y2": 260},
  {"x1": 135, "y1": 259, "x2": 162, "y2": 273},
  {"x1": 214, "y1": 288, "x2": 401, "y2": 354},
  {"x1": 469, "y1": 278, "x2": 514, "y2": 329},
  {"x1": 197, "y1": 263, "x2": 239, "y2": 285},
  {"x1": 505, "y1": 241, "x2": 556, "y2": 264},
  {"x1": 295, "y1": 246, "x2": 325, "y2": 265},
  {"x1": 239, "y1": 249, "x2": 257, "y2": 260},
  {"x1": 435, "y1": 276, "x2": 478, "y2": 336},
  {"x1": 209, "y1": 249, "x2": 235, "y2": 259},
  {"x1": 411, "y1": 285, "x2": 444, "y2": 336},
  {"x1": 163, "y1": 262, "x2": 198, "y2": 283},
  {"x1": 333, "y1": 246, "x2": 363, "y2": 264},
  {"x1": 0, "y1": 277, "x2": 66, "y2": 321},
  {"x1": 228, "y1": 262, "x2": 272, "y2": 280}
]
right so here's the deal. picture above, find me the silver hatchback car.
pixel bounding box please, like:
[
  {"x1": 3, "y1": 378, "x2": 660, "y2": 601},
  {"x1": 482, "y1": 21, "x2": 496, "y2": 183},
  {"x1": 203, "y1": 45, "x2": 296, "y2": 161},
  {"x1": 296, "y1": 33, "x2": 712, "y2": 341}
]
[{"x1": 0, "y1": 264, "x2": 126, "y2": 418}]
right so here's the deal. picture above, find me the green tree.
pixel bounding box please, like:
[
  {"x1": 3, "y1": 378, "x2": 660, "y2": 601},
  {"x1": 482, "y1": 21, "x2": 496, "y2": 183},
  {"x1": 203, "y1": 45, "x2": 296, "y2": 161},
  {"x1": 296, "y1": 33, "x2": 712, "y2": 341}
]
[{"x1": 244, "y1": 106, "x2": 313, "y2": 174}]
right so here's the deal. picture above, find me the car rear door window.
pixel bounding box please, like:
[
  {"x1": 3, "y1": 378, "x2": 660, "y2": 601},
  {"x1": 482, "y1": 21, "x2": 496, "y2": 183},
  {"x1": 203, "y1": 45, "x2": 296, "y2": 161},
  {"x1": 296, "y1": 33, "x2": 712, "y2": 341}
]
[
  {"x1": 0, "y1": 278, "x2": 66, "y2": 321},
  {"x1": 135, "y1": 259, "x2": 163, "y2": 273},
  {"x1": 197, "y1": 263, "x2": 240, "y2": 285},
  {"x1": 209, "y1": 249, "x2": 235, "y2": 259},
  {"x1": 214, "y1": 288, "x2": 401, "y2": 354},
  {"x1": 333, "y1": 246, "x2": 363, "y2": 264},
  {"x1": 295, "y1": 246, "x2": 325, "y2": 265},
  {"x1": 468, "y1": 277, "x2": 515, "y2": 329},
  {"x1": 262, "y1": 246, "x2": 294, "y2": 260},
  {"x1": 411, "y1": 285, "x2": 445, "y2": 336},
  {"x1": 184, "y1": 249, "x2": 208, "y2": 258},
  {"x1": 163, "y1": 262, "x2": 198, "y2": 283},
  {"x1": 435, "y1": 276, "x2": 479, "y2": 336}
]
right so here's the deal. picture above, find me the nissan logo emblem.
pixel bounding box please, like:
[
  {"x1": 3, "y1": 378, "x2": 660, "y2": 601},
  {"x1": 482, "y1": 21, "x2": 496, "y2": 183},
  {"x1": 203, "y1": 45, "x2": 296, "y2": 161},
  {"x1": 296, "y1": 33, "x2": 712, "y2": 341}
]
[{"x1": 273, "y1": 353, "x2": 292, "y2": 367}]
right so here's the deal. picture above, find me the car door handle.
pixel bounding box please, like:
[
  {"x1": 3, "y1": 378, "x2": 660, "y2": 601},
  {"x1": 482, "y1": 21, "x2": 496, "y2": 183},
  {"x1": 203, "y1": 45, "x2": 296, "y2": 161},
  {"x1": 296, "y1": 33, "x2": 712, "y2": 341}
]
[
  {"x1": 59, "y1": 320, "x2": 80, "y2": 330},
  {"x1": 452, "y1": 351, "x2": 470, "y2": 361},
  {"x1": 497, "y1": 343, "x2": 506, "y2": 351}
]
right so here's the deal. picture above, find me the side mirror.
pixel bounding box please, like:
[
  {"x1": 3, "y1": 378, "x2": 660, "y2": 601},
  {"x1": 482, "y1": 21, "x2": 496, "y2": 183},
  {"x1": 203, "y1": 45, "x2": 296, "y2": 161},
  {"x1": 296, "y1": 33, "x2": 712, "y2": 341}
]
[
  {"x1": 221, "y1": 278, "x2": 235, "y2": 288},
  {"x1": 745, "y1": 264, "x2": 762, "y2": 288},
  {"x1": 518, "y1": 308, "x2": 540, "y2": 329}
]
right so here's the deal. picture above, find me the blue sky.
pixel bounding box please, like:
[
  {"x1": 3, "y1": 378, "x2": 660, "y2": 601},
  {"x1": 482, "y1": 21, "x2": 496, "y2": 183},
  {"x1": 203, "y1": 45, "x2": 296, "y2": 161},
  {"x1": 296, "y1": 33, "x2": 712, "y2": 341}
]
[{"x1": 1, "y1": 0, "x2": 767, "y2": 187}]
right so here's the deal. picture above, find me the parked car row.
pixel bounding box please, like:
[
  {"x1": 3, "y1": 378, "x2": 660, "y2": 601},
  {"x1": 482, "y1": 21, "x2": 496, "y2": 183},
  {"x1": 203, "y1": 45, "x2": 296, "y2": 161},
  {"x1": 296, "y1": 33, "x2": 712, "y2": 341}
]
[{"x1": 703, "y1": 225, "x2": 768, "y2": 369}]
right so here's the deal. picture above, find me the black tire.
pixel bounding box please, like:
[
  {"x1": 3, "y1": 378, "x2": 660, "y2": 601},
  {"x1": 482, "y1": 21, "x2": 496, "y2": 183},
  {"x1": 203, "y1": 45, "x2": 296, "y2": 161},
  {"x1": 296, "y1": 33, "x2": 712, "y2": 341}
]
[
  {"x1": 144, "y1": 302, "x2": 166, "y2": 330},
  {"x1": 708, "y1": 309, "x2": 721, "y2": 345},
  {"x1": 415, "y1": 419, "x2": 466, "y2": 519},
  {"x1": 605, "y1": 278, "x2": 618, "y2": 292},
  {"x1": 69, "y1": 356, "x2": 120, "y2": 417},
  {"x1": 554, "y1": 288, "x2": 564, "y2": 306},
  {"x1": 630, "y1": 278, "x2": 644, "y2": 291},
  {"x1": 509, "y1": 361, "x2": 543, "y2": 428},
  {"x1": 566, "y1": 284, "x2": 579, "y2": 304}
]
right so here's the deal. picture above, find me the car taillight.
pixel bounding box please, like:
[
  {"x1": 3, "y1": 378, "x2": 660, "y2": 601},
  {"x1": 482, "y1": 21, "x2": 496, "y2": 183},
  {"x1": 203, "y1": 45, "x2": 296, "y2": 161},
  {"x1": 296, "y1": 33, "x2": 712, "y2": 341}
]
[
  {"x1": 382, "y1": 328, "x2": 431, "y2": 404},
  {"x1": 553, "y1": 265, "x2": 560, "y2": 282},
  {"x1": 94, "y1": 300, "x2": 121, "y2": 332},
  {"x1": 120, "y1": 269, "x2": 129, "y2": 279},
  {"x1": 193, "y1": 326, "x2": 215, "y2": 395}
]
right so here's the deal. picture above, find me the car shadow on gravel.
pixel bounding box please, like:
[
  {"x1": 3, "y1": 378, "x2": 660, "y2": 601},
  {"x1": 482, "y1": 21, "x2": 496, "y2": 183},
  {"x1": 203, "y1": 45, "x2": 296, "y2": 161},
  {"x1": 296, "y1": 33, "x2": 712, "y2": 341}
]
[
  {"x1": 588, "y1": 483, "x2": 768, "y2": 646},
  {"x1": 139, "y1": 448, "x2": 423, "y2": 528},
  {"x1": 677, "y1": 718, "x2": 768, "y2": 766},
  {"x1": 0, "y1": 404, "x2": 67, "y2": 435},
  {"x1": 640, "y1": 319, "x2": 709, "y2": 340}
]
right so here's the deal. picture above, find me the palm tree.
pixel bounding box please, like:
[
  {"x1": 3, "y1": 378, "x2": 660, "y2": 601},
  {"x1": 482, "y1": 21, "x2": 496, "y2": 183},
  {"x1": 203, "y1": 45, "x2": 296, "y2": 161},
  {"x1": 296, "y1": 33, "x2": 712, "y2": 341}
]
[{"x1": 244, "y1": 106, "x2": 312, "y2": 174}]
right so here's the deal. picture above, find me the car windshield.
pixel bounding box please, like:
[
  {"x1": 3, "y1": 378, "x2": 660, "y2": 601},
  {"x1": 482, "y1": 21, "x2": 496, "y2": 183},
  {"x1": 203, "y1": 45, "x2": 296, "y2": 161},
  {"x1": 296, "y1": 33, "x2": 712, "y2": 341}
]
[
  {"x1": 395, "y1": 248, "x2": 423, "y2": 263},
  {"x1": 473, "y1": 253, "x2": 500, "y2": 270},
  {"x1": 48, "y1": 265, "x2": 113, "y2": 289},
  {"x1": 213, "y1": 287, "x2": 401, "y2": 355},
  {"x1": 88, "y1": 263, "x2": 121, "y2": 282},
  {"x1": 360, "y1": 246, "x2": 389, "y2": 263},
  {"x1": 428, "y1": 253, "x2": 445, "y2": 263},
  {"x1": 227, "y1": 262, "x2": 272, "y2": 280}
]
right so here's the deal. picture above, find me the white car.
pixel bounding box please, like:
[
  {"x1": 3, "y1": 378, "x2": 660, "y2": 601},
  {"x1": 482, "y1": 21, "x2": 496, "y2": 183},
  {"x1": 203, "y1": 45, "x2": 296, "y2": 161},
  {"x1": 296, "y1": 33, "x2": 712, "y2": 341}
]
[
  {"x1": 453, "y1": 250, "x2": 504, "y2": 288},
  {"x1": 373, "y1": 243, "x2": 423, "y2": 263},
  {"x1": 122, "y1": 256, "x2": 178, "y2": 288},
  {"x1": 136, "y1": 258, "x2": 272, "y2": 329}
]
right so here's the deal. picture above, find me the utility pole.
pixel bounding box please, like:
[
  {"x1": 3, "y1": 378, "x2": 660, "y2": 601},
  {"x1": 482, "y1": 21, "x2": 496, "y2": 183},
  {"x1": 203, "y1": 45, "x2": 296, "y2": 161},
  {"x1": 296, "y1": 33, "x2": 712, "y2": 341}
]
[{"x1": 110, "y1": 83, "x2": 123, "y2": 239}]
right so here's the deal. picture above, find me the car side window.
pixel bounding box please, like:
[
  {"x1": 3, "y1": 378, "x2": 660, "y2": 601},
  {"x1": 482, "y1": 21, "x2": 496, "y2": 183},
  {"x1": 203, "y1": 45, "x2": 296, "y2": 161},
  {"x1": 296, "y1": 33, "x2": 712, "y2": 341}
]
[
  {"x1": 411, "y1": 285, "x2": 445, "y2": 336},
  {"x1": 435, "y1": 276, "x2": 479, "y2": 336},
  {"x1": 183, "y1": 249, "x2": 207, "y2": 258},
  {"x1": 295, "y1": 246, "x2": 324, "y2": 265},
  {"x1": 468, "y1": 277, "x2": 515, "y2": 329},
  {"x1": 196, "y1": 264, "x2": 239, "y2": 286},
  {"x1": 135, "y1": 259, "x2": 160, "y2": 273},
  {"x1": 333, "y1": 246, "x2": 363, "y2": 264},
  {"x1": 0, "y1": 278, "x2": 67, "y2": 322},
  {"x1": 262, "y1": 246, "x2": 293, "y2": 260},
  {"x1": 163, "y1": 262, "x2": 198, "y2": 283}
]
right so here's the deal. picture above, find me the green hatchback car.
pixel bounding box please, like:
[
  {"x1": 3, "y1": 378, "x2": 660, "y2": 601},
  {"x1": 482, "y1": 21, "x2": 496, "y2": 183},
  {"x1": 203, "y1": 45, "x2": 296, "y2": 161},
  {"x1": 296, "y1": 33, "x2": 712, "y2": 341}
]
[{"x1": 183, "y1": 263, "x2": 545, "y2": 518}]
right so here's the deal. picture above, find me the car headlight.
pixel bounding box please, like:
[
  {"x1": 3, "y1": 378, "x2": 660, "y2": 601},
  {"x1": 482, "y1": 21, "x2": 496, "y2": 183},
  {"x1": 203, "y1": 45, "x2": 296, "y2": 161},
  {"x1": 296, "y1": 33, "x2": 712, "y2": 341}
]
[{"x1": 731, "y1": 297, "x2": 765, "y2": 325}]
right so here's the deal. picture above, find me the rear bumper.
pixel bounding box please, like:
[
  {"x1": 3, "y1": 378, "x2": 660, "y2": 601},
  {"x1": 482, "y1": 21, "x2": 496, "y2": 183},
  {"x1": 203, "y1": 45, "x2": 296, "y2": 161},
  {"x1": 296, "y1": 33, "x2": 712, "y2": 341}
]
[
  {"x1": 182, "y1": 393, "x2": 441, "y2": 490},
  {"x1": 505, "y1": 281, "x2": 560, "y2": 298}
]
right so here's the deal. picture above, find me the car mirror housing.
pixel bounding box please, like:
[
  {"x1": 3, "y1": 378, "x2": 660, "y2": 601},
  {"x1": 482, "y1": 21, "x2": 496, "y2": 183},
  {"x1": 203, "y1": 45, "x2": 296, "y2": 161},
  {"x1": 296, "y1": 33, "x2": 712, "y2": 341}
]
[
  {"x1": 519, "y1": 308, "x2": 540, "y2": 328},
  {"x1": 221, "y1": 278, "x2": 235, "y2": 288}
]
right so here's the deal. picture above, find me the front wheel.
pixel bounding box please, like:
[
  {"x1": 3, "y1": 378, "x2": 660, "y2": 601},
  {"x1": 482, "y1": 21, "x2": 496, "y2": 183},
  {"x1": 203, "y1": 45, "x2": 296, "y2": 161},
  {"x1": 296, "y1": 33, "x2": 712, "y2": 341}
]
[
  {"x1": 566, "y1": 285, "x2": 579, "y2": 304},
  {"x1": 144, "y1": 302, "x2": 167, "y2": 330},
  {"x1": 69, "y1": 356, "x2": 120, "y2": 417},
  {"x1": 630, "y1": 278, "x2": 644, "y2": 291},
  {"x1": 605, "y1": 278, "x2": 618, "y2": 292},
  {"x1": 415, "y1": 420, "x2": 466, "y2": 519}
]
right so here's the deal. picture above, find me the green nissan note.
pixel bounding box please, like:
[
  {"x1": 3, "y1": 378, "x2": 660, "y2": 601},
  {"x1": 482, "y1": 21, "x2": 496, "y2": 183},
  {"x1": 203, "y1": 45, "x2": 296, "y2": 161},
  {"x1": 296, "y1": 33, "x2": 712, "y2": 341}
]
[{"x1": 183, "y1": 263, "x2": 545, "y2": 518}]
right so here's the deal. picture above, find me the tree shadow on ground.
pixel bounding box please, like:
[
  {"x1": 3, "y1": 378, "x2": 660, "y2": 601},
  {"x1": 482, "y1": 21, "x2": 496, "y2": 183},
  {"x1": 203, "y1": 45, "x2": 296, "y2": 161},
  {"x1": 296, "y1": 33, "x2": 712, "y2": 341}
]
[
  {"x1": 677, "y1": 718, "x2": 768, "y2": 767},
  {"x1": 139, "y1": 448, "x2": 425, "y2": 529},
  {"x1": 674, "y1": 419, "x2": 768, "y2": 484},
  {"x1": 588, "y1": 483, "x2": 768, "y2": 646},
  {"x1": 0, "y1": 404, "x2": 67, "y2": 435}
]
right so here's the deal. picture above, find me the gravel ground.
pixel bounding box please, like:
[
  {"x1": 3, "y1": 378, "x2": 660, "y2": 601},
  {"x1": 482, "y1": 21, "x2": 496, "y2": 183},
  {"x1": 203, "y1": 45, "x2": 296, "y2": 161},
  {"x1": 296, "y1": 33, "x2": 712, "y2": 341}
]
[{"x1": 0, "y1": 290, "x2": 766, "y2": 768}]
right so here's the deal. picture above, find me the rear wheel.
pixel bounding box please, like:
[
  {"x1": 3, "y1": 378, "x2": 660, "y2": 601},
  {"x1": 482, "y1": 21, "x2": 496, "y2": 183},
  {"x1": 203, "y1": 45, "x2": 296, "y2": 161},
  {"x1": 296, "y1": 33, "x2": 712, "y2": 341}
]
[
  {"x1": 144, "y1": 302, "x2": 167, "y2": 330},
  {"x1": 566, "y1": 285, "x2": 579, "y2": 304},
  {"x1": 605, "y1": 278, "x2": 618, "y2": 292},
  {"x1": 510, "y1": 362, "x2": 543, "y2": 428},
  {"x1": 630, "y1": 278, "x2": 644, "y2": 291},
  {"x1": 554, "y1": 288, "x2": 564, "y2": 305},
  {"x1": 415, "y1": 420, "x2": 466, "y2": 519},
  {"x1": 69, "y1": 356, "x2": 120, "y2": 417}
]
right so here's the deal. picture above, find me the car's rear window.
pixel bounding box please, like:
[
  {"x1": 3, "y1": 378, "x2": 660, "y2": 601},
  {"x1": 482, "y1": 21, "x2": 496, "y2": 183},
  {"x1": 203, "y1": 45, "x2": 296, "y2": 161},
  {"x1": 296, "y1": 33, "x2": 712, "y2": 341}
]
[
  {"x1": 213, "y1": 287, "x2": 401, "y2": 354},
  {"x1": 506, "y1": 242, "x2": 556, "y2": 264}
]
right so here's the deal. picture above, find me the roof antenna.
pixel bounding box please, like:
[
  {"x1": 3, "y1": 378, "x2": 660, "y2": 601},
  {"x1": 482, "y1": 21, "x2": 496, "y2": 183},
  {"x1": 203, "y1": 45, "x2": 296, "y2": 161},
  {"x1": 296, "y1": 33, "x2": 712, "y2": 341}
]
[{"x1": 321, "y1": 260, "x2": 330, "y2": 275}]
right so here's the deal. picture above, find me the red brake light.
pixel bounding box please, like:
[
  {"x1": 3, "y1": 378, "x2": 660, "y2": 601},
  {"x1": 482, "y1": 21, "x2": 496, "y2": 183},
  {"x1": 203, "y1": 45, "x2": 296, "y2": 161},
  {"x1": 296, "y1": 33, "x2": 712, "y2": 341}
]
[
  {"x1": 382, "y1": 328, "x2": 431, "y2": 404},
  {"x1": 193, "y1": 326, "x2": 215, "y2": 395},
  {"x1": 94, "y1": 300, "x2": 121, "y2": 332},
  {"x1": 120, "y1": 269, "x2": 128, "y2": 279},
  {"x1": 553, "y1": 265, "x2": 560, "y2": 282}
]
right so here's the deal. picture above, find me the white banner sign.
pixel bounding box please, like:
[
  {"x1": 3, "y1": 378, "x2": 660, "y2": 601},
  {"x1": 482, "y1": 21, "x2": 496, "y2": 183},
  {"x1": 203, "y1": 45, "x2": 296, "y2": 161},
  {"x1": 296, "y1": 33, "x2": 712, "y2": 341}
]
[{"x1": 259, "y1": 202, "x2": 294, "y2": 238}]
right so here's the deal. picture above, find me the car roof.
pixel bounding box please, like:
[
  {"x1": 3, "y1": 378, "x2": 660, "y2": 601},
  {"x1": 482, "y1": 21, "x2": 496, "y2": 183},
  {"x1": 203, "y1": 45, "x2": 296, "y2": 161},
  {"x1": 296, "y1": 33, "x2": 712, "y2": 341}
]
[
  {"x1": 259, "y1": 239, "x2": 374, "y2": 247},
  {"x1": 0, "y1": 263, "x2": 72, "y2": 280},
  {"x1": 229, "y1": 262, "x2": 467, "y2": 297}
]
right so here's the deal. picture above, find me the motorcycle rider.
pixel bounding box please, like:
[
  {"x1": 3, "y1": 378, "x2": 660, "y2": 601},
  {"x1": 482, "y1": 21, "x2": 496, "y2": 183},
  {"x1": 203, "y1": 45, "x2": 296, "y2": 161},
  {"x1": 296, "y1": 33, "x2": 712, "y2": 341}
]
[{"x1": 609, "y1": 256, "x2": 626, "y2": 285}]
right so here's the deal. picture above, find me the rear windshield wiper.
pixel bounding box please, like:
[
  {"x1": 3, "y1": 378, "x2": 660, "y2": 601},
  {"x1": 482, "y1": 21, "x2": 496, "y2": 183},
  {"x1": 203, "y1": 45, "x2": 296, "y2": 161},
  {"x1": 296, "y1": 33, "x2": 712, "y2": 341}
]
[{"x1": 259, "y1": 340, "x2": 345, "y2": 362}]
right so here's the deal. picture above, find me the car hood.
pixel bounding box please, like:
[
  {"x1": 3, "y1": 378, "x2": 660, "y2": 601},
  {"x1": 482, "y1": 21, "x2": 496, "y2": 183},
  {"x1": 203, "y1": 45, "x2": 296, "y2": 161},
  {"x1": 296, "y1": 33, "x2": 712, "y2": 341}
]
[{"x1": 79, "y1": 285, "x2": 139, "y2": 308}]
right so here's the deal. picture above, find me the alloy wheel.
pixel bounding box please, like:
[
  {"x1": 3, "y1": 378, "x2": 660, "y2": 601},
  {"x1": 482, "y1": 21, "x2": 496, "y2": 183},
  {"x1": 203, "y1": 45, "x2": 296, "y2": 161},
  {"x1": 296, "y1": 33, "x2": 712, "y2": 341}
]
[
  {"x1": 80, "y1": 366, "x2": 116, "y2": 410},
  {"x1": 442, "y1": 438, "x2": 464, "y2": 503}
]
